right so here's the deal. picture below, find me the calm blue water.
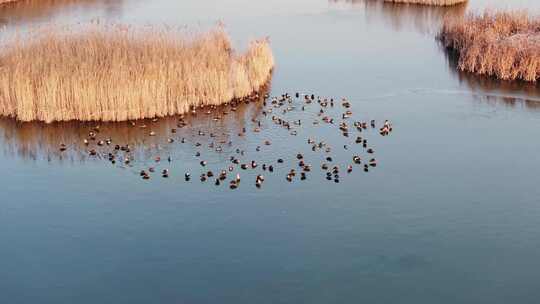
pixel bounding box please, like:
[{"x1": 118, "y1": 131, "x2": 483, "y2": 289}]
[{"x1": 1, "y1": 1, "x2": 540, "y2": 303}]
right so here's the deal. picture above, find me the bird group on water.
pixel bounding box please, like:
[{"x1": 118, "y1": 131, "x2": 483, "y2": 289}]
[{"x1": 58, "y1": 91, "x2": 394, "y2": 190}]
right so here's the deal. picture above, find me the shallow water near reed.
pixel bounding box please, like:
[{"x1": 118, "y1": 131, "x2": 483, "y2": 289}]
[{"x1": 1, "y1": 0, "x2": 540, "y2": 303}]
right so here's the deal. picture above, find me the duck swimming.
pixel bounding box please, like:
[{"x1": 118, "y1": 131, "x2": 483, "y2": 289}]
[{"x1": 111, "y1": 90, "x2": 390, "y2": 189}]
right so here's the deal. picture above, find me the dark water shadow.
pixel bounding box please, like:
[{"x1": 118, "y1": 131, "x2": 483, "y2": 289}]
[
  {"x1": 328, "y1": 0, "x2": 467, "y2": 34},
  {"x1": 442, "y1": 46, "x2": 540, "y2": 111},
  {"x1": 0, "y1": 0, "x2": 125, "y2": 25},
  {"x1": 0, "y1": 86, "x2": 270, "y2": 164}
]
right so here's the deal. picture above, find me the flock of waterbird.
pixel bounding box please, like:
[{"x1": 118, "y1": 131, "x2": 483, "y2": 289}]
[{"x1": 59, "y1": 91, "x2": 393, "y2": 190}]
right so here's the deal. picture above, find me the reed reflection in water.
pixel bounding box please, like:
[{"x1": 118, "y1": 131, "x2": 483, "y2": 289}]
[
  {"x1": 443, "y1": 47, "x2": 540, "y2": 111},
  {"x1": 0, "y1": 0, "x2": 124, "y2": 25},
  {"x1": 0, "y1": 90, "x2": 266, "y2": 164},
  {"x1": 329, "y1": 0, "x2": 467, "y2": 34}
]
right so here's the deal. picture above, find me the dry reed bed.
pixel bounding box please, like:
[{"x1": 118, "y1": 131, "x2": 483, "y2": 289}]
[
  {"x1": 0, "y1": 23, "x2": 274, "y2": 122},
  {"x1": 439, "y1": 11, "x2": 540, "y2": 82},
  {"x1": 384, "y1": 0, "x2": 467, "y2": 6}
]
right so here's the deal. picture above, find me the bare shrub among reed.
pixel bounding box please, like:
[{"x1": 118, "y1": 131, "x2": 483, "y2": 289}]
[
  {"x1": 384, "y1": 0, "x2": 467, "y2": 6},
  {"x1": 439, "y1": 11, "x2": 540, "y2": 82},
  {"x1": 0, "y1": 23, "x2": 274, "y2": 122}
]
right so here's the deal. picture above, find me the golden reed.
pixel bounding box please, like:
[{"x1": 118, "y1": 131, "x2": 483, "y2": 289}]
[
  {"x1": 384, "y1": 0, "x2": 467, "y2": 6},
  {"x1": 0, "y1": 23, "x2": 274, "y2": 122},
  {"x1": 439, "y1": 11, "x2": 540, "y2": 82}
]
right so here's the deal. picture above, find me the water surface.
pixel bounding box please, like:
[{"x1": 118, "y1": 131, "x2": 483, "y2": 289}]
[{"x1": 1, "y1": 1, "x2": 540, "y2": 303}]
